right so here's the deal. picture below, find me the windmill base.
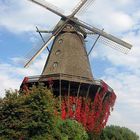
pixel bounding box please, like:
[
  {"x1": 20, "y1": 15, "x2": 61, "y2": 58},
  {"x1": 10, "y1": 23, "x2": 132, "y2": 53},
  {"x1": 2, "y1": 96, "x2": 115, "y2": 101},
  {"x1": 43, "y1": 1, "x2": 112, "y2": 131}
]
[{"x1": 20, "y1": 74, "x2": 116, "y2": 133}]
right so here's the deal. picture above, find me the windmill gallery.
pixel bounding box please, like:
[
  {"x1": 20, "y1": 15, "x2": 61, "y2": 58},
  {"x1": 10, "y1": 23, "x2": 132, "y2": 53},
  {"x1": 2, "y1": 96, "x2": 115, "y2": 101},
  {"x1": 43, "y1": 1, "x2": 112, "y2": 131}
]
[{"x1": 20, "y1": 0, "x2": 132, "y2": 133}]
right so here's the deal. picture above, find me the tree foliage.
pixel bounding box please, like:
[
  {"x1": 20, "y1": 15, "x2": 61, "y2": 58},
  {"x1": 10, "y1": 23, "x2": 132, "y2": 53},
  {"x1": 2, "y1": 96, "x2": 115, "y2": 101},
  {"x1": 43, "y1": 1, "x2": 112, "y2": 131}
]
[
  {"x1": 100, "y1": 125, "x2": 139, "y2": 140},
  {"x1": 57, "y1": 119, "x2": 88, "y2": 140},
  {"x1": 0, "y1": 86, "x2": 88, "y2": 140}
]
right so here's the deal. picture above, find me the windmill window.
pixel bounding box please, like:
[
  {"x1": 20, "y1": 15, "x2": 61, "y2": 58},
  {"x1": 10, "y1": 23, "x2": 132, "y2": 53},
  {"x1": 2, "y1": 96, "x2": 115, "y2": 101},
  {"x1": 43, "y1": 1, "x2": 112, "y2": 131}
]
[
  {"x1": 58, "y1": 39, "x2": 63, "y2": 44},
  {"x1": 53, "y1": 62, "x2": 58, "y2": 68},
  {"x1": 55, "y1": 50, "x2": 61, "y2": 55}
]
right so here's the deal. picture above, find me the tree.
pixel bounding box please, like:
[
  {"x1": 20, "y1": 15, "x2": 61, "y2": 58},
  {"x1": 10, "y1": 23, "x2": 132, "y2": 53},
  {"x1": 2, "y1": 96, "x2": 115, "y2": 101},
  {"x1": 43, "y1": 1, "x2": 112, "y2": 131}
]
[
  {"x1": 0, "y1": 86, "x2": 88, "y2": 140},
  {"x1": 100, "y1": 125, "x2": 139, "y2": 140},
  {"x1": 57, "y1": 119, "x2": 88, "y2": 140}
]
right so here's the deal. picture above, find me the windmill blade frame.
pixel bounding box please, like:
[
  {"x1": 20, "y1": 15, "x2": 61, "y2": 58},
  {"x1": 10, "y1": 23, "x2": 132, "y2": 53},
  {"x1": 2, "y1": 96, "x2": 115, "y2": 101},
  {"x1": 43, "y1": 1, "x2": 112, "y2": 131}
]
[
  {"x1": 29, "y1": 0, "x2": 91, "y2": 18},
  {"x1": 88, "y1": 29, "x2": 104, "y2": 56},
  {"x1": 24, "y1": 35, "x2": 55, "y2": 68},
  {"x1": 24, "y1": 18, "x2": 71, "y2": 67},
  {"x1": 71, "y1": 18, "x2": 132, "y2": 50},
  {"x1": 29, "y1": 0, "x2": 65, "y2": 18},
  {"x1": 75, "y1": 0, "x2": 96, "y2": 16},
  {"x1": 88, "y1": 34, "x2": 130, "y2": 54},
  {"x1": 70, "y1": 0, "x2": 87, "y2": 17},
  {"x1": 36, "y1": 26, "x2": 50, "y2": 52}
]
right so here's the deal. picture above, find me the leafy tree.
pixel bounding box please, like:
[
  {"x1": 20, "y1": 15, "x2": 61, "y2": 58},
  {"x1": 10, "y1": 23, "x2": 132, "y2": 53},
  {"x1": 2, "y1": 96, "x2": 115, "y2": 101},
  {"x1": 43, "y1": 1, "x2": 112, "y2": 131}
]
[
  {"x1": 0, "y1": 85, "x2": 88, "y2": 140},
  {"x1": 100, "y1": 125, "x2": 139, "y2": 140},
  {"x1": 57, "y1": 119, "x2": 89, "y2": 140}
]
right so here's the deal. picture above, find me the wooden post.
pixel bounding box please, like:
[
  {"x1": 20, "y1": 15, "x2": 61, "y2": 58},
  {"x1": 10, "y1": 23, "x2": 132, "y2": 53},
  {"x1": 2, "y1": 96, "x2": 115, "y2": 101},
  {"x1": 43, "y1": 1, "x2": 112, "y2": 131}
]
[
  {"x1": 86, "y1": 84, "x2": 91, "y2": 100},
  {"x1": 67, "y1": 81, "x2": 71, "y2": 118},
  {"x1": 74, "y1": 82, "x2": 81, "y2": 118},
  {"x1": 59, "y1": 74, "x2": 62, "y2": 109}
]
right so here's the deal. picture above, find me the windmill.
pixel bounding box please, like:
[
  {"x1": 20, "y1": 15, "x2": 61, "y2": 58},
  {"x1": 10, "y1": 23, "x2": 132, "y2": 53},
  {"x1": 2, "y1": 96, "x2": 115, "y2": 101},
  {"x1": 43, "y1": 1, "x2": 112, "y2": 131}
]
[{"x1": 20, "y1": 0, "x2": 132, "y2": 133}]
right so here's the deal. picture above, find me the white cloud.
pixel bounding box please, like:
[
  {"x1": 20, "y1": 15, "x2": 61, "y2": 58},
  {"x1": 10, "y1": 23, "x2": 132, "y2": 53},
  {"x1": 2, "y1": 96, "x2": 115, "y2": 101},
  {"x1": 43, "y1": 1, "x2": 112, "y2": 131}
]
[
  {"x1": 0, "y1": 53, "x2": 47, "y2": 98},
  {"x1": 109, "y1": 12, "x2": 134, "y2": 31},
  {"x1": 108, "y1": 110, "x2": 140, "y2": 135},
  {"x1": 0, "y1": 0, "x2": 60, "y2": 33},
  {"x1": 0, "y1": 74, "x2": 21, "y2": 98},
  {"x1": 115, "y1": 0, "x2": 133, "y2": 5}
]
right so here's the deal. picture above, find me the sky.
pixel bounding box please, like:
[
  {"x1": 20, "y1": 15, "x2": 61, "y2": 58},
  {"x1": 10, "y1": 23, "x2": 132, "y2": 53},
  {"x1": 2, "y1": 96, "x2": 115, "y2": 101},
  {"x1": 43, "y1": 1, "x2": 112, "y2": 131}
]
[{"x1": 0, "y1": 0, "x2": 140, "y2": 136}]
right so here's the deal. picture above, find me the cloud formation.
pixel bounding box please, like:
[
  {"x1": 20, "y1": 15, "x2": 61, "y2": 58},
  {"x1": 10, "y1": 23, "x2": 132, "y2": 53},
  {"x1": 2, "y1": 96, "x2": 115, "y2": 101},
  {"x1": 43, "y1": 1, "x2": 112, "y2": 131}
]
[{"x1": 0, "y1": 53, "x2": 47, "y2": 97}]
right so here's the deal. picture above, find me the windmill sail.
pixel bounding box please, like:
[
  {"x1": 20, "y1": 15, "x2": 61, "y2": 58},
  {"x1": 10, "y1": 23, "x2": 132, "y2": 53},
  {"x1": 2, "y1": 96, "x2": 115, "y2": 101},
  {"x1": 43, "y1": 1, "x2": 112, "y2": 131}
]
[
  {"x1": 72, "y1": 19, "x2": 132, "y2": 51},
  {"x1": 75, "y1": 0, "x2": 96, "y2": 16},
  {"x1": 99, "y1": 36, "x2": 130, "y2": 54},
  {"x1": 24, "y1": 33, "x2": 53, "y2": 67},
  {"x1": 71, "y1": 0, "x2": 87, "y2": 16},
  {"x1": 29, "y1": 0, "x2": 65, "y2": 17},
  {"x1": 88, "y1": 34, "x2": 130, "y2": 54}
]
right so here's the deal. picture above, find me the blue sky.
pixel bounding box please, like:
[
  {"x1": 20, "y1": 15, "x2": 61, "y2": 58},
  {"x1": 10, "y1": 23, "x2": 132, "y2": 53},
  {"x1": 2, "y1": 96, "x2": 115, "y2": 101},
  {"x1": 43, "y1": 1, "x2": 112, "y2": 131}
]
[{"x1": 0, "y1": 0, "x2": 140, "y2": 136}]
